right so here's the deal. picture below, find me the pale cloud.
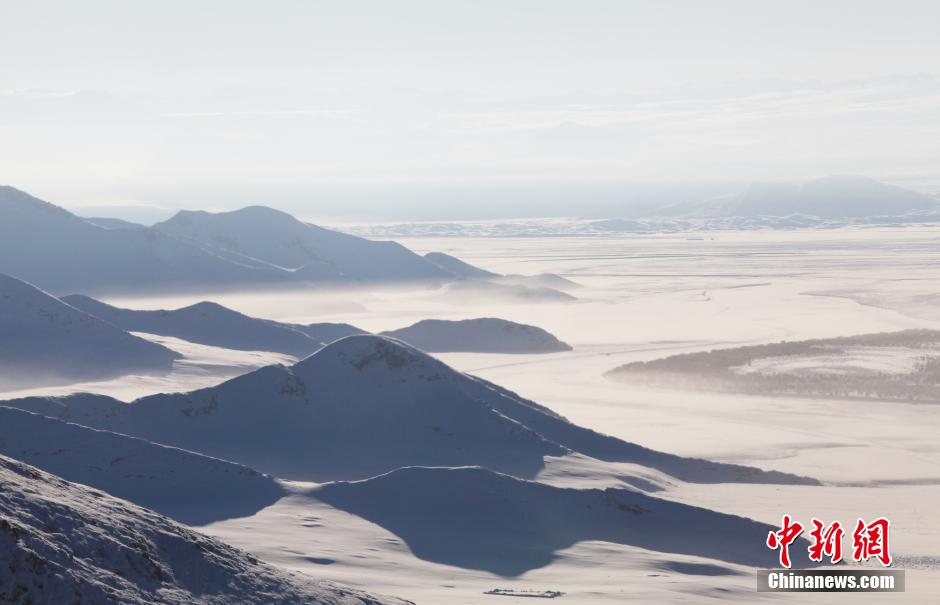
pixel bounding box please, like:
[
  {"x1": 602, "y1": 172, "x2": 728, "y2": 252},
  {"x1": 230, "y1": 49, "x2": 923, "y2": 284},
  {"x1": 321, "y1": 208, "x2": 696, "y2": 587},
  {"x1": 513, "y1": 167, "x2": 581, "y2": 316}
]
[
  {"x1": 0, "y1": 88, "x2": 77, "y2": 99},
  {"x1": 437, "y1": 77, "x2": 940, "y2": 134},
  {"x1": 161, "y1": 109, "x2": 354, "y2": 119},
  {"x1": 1, "y1": 1, "x2": 938, "y2": 210}
]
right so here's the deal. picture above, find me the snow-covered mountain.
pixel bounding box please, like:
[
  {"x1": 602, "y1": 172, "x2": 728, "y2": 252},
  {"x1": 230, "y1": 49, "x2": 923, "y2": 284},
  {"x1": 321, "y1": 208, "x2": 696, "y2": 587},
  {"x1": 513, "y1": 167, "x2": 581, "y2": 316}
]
[
  {"x1": 660, "y1": 175, "x2": 940, "y2": 219},
  {"x1": 0, "y1": 186, "x2": 290, "y2": 294},
  {"x1": 0, "y1": 406, "x2": 283, "y2": 524},
  {"x1": 313, "y1": 466, "x2": 812, "y2": 575},
  {"x1": 0, "y1": 273, "x2": 180, "y2": 390},
  {"x1": 381, "y1": 318, "x2": 572, "y2": 353},
  {"x1": 295, "y1": 322, "x2": 368, "y2": 345},
  {"x1": 2, "y1": 335, "x2": 815, "y2": 486},
  {"x1": 0, "y1": 186, "x2": 497, "y2": 294},
  {"x1": 0, "y1": 454, "x2": 407, "y2": 605},
  {"x1": 63, "y1": 295, "x2": 322, "y2": 357},
  {"x1": 153, "y1": 206, "x2": 452, "y2": 281},
  {"x1": 726, "y1": 176, "x2": 939, "y2": 218}
]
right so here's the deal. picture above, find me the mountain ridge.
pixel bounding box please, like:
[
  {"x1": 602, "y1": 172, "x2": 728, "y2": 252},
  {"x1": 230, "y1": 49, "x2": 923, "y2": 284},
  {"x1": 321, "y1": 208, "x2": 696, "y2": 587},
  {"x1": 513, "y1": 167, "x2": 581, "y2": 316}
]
[{"x1": 1, "y1": 335, "x2": 817, "y2": 486}]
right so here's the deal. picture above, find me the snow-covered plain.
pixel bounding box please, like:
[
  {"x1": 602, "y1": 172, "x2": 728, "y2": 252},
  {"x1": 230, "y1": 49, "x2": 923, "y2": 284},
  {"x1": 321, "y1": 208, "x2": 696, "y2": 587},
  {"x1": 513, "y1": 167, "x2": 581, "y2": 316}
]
[{"x1": 7, "y1": 226, "x2": 940, "y2": 603}]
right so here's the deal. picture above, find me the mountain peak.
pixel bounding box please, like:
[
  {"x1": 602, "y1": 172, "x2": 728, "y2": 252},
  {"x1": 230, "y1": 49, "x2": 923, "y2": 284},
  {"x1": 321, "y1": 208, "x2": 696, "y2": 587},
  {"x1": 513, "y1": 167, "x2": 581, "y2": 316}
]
[
  {"x1": 179, "y1": 300, "x2": 235, "y2": 314},
  {"x1": 298, "y1": 334, "x2": 431, "y2": 373},
  {"x1": 0, "y1": 185, "x2": 79, "y2": 221},
  {"x1": 229, "y1": 205, "x2": 299, "y2": 220},
  {"x1": 163, "y1": 205, "x2": 302, "y2": 228}
]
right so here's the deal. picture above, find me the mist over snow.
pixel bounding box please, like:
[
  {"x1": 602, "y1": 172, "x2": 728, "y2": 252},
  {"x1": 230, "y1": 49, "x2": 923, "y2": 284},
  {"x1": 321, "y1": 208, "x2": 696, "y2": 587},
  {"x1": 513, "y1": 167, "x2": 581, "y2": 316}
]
[{"x1": 0, "y1": 273, "x2": 179, "y2": 389}]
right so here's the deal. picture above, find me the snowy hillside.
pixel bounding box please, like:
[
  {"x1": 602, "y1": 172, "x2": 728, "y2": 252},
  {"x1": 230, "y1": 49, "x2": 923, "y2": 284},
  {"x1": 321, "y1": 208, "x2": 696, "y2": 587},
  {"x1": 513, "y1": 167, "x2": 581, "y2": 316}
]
[
  {"x1": 0, "y1": 455, "x2": 407, "y2": 605},
  {"x1": 423, "y1": 251, "x2": 497, "y2": 278},
  {"x1": 493, "y1": 273, "x2": 582, "y2": 291},
  {"x1": 0, "y1": 186, "x2": 289, "y2": 294},
  {"x1": 424, "y1": 251, "x2": 581, "y2": 291},
  {"x1": 314, "y1": 466, "x2": 812, "y2": 575},
  {"x1": 443, "y1": 279, "x2": 577, "y2": 304},
  {"x1": 381, "y1": 318, "x2": 572, "y2": 353},
  {"x1": 0, "y1": 273, "x2": 179, "y2": 390},
  {"x1": 2, "y1": 336, "x2": 815, "y2": 485},
  {"x1": 0, "y1": 406, "x2": 283, "y2": 524},
  {"x1": 153, "y1": 206, "x2": 452, "y2": 281},
  {"x1": 63, "y1": 295, "x2": 321, "y2": 357}
]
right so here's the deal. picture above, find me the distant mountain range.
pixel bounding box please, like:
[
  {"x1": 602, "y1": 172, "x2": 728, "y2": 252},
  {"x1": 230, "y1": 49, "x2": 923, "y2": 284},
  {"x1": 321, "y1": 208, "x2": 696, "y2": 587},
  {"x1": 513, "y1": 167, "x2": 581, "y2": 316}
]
[
  {"x1": 0, "y1": 273, "x2": 179, "y2": 389},
  {"x1": 665, "y1": 175, "x2": 939, "y2": 219},
  {"x1": 342, "y1": 176, "x2": 940, "y2": 237},
  {"x1": 0, "y1": 186, "x2": 289, "y2": 294},
  {"x1": 62, "y1": 295, "x2": 572, "y2": 356},
  {"x1": 0, "y1": 186, "x2": 579, "y2": 299}
]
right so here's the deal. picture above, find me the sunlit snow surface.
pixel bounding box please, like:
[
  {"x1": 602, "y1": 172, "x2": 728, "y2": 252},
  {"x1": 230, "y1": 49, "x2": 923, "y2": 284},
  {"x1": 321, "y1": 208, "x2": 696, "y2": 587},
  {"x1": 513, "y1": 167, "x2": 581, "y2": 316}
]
[{"x1": 6, "y1": 225, "x2": 940, "y2": 603}]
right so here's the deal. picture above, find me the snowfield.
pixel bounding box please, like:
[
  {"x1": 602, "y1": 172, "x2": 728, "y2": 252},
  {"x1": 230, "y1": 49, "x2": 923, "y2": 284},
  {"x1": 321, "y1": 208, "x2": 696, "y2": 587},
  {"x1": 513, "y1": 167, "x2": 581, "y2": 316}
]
[{"x1": 4, "y1": 226, "x2": 940, "y2": 603}]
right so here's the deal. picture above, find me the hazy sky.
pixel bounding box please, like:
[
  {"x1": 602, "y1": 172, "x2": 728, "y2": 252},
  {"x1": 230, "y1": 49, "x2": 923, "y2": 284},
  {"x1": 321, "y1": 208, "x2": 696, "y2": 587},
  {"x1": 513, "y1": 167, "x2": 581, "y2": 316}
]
[{"x1": 2, "y1": 0, "x2": 939, "y2": 220}]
